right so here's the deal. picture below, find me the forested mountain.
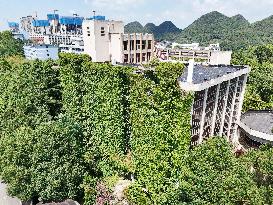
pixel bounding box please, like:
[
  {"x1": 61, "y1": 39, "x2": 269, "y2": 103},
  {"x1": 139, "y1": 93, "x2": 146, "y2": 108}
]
[
  {"x1": 125, "y1": 11, "x2": 273, "y2": 50},
  {"x1": 124, "y1": 20, "x2": 181, "y2": 40}
]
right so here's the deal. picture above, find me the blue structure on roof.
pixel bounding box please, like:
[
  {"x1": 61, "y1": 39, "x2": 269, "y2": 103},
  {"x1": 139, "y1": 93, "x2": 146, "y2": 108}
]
[
  {"x1": 87, "y1": 15, "x2": 106, "y2": 20},
  {"x1": 47, "y1": 14, "x2": 59, "y2": 21},
  {"x1": 59, "y1": 16, "x2": 84, "y2": 26},
  {"x1": 32, "y1": 20, "x2": 50, "y2": 27},
  {"x1": 8, "y1": 22, "x2": 19, "y2": 28}
]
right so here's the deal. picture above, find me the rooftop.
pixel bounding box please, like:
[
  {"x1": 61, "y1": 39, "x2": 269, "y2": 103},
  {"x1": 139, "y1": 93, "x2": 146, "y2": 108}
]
[
  {"x1": 178, "y1": 64, "x2": 250, "y2": 91},
  {"x1": 241, "y1": 110, "x2": 273, "y2": 135},
  {"x1": 180, "y1": 64, "x2": 247, "y2": 84}
]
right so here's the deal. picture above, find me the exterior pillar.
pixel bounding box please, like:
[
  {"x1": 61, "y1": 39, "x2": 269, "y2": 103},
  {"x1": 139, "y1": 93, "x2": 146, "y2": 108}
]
[
  {"x1": 219, "y1": 80, "x2": 231, "y2": 138},
  {"x1": 210, "y1": 84, "x2": 221, "y2": 137},
  {"x1": 140, "y1": 33, "x2": 143, "y2": 64},
  {"x1": 198, "y1": 88, "x2": 208, "y2": 144},
  {"x1": 133, "y1": 33, "x2": 137, "y2": 64},
  {"x1": 227, "y1": 77, "x2": 240, "y2": 139},
  {"x1": 127, "y1": 34, "x2": 130, "y2": 63},
  {"x1": 233, "y1": 74, "x2": 248, "y2": 143}
]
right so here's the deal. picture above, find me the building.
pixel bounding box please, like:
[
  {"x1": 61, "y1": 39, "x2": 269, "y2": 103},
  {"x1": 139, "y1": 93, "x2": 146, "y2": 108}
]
[
  {"x1": 59, "y1": 36, "x2": 84, "y2": 54},
  {"x1": 82, "y1": 16, "x2": 154, "y2": 64},
  {"x1": 44, "y1": 34, "x2": 81, "y2": 45},
  {"x1": 24, "y1": 44, "x2": 59, "y2": 60},
  {"x1": 20, "y1": 16, "x2": 35, "y2": 33},
  {"x1": 179, "y1": 60, "x2": 250, "y2": 146},
  {"x1": 122, "y1": 33, "x2": 154, "y2": 64},
  {"x1": 238, "y1": 110, "x2": 273, "y2": 149},
  {"x1": 155, "y1": 42, "x2": 231, "y2": 65}
]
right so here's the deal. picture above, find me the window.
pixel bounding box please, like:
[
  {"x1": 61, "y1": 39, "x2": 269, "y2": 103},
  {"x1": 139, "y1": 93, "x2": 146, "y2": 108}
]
[
  {"x1": 47, "y1": 54, "x2": 50, "y2": 56},
  {"x1": 87, "y1": 26, "x2": 89, "y2": 29},
  {"x1": 101, "y1": 27, "x2": 105, "y2": 36},
  {"x1": 88, "y1": 34, "x2": 90, "y2": 36}
]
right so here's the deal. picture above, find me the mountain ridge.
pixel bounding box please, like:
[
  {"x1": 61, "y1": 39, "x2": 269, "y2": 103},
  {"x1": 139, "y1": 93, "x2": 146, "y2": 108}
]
[{"x1": 125, "y1": 11, "x2": 273, "y2": 50}]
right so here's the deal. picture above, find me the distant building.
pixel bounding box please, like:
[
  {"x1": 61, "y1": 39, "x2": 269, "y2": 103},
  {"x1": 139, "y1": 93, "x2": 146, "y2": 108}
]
[
  {"x1": 82, "y1": 17, "x2": 154, "y2": 64},
  {"x1": 20, "y1": 16, "x2": 35, "y2": 33},
  {"x1": 155, "y1": 42, "x2": 231, "y2": 65},
  {"x1": 59, "y1": 36, "x2": 84, "y2": 54},
  {"x1": 24, "y1": 44, "x2": 59, "y2": 60},
  {"x1": 179, "y1": 60, "x2": 250, "y2": 146}
]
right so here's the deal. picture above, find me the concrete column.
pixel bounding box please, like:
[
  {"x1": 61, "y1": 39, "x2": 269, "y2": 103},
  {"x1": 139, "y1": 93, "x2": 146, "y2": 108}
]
[
  {"x1": 133, "y1": 33, "x2": 137, "y2": 64},
  {"x1": 227, "y1": 77, "x2": 240, "y2": 139},
  {"x1": 210, "y1": 84, "x2": 221, "y2": 137},
  {"x1": 233, "y1": 74, "x2": 248, "y2": 143},
  {"x1": 198, "y1": 88, "x2": 208, "y2": 144},
  {"x1": 145, "y1": 37, "x2": 148, "y2": 62},
  {"x1": 127, "y1": 34, "x2": 130, "y2": 63},
  {"x1": 219, "y1": 80, "x2": 231, "y2": 138},
  {"x1": 140, "y1": 33, "x2": 143, "y2": 64},
  {"x1": 151, "y1": 35, "x2": 155, "y2": 58}
]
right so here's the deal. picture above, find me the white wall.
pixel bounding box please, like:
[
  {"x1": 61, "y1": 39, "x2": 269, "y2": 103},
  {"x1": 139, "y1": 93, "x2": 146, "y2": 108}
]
[
  {"x1": 83, "y1": 19, "x2": 124, "y2": 62},
  {"x1": 210, "y1": 51, "x2": 232, "y2": 65},
  {"x1": 24, "y1": 45, "x2": 59, "y2": 60},
  {"x1": 109, "y1": 33, "x2": 123, "y2": 63}
]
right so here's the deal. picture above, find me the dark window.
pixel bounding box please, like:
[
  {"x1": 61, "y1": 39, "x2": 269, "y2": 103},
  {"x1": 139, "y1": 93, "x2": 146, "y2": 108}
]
[
  {"x1": 123, "y1": 41, "x2": 128, "y2": 50},
  {"x1": 148, "y1": 40, "x2": 152, "y2": 49},
  {"x1": 47, "y1": 54, "x2": 50, "y2": 56}
]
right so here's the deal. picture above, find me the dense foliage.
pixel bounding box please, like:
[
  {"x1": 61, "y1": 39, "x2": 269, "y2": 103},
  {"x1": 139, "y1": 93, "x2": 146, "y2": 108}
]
[
  {"x1": 0, "y1": 52, "x2": 273, "y2": 205},
  {"x1": 232, "y1": 45, "x2": 273, "y2": 111},
  {"x1": 127, "y1": 63, "x2": 192, "y2": 204},
  {"x1": 0, "y1": 31, "x2": 24, "y2": 57}
]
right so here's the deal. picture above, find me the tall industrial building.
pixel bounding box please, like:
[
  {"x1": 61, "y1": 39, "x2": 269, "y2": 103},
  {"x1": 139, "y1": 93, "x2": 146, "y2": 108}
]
[{"x1": 179, "y1": 61, "x2": 250, "y2": 146}]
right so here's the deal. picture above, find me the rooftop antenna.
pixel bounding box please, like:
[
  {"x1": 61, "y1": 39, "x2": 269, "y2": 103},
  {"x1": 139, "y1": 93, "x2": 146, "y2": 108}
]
[
  {"x1": 187, "y1": 59, "x2": 194, "y2": 83},
  {"x1": 93, "y1": 10, "x2": 96, "y2": 19}
]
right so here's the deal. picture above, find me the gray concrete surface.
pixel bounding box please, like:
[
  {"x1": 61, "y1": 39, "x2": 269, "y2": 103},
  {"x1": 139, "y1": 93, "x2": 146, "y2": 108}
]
[{"x1": 0, "y1": 182, "x2": 21, "y2": 205}]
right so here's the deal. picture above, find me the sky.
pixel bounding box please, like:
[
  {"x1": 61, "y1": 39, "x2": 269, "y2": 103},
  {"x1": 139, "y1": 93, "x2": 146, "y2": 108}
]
[{"x1": 1, "y1": 0, "x2": 273, "y2": 31}]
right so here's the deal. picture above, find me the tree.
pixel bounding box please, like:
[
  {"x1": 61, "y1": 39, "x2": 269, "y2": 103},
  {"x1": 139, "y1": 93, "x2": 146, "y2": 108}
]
[
  {"x1": 182, "y1": 137, "x2": 263, "y2": 205},
  {"x1": 0, "y1": 31, "x2": 24, "y2": 57}
]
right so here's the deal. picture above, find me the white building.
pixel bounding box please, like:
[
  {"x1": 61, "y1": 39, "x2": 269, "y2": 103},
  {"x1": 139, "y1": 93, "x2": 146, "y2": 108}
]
[
  {"x1": 24, "y1": 44, "x2": 59, "y2": 60},
  {"x1": 82, "y1": 18, "x2": 154, "y2": 64},
  {"x1": 179, "y1": 61, "x2": 250, "y2": 146},
  {"x1": 59, "y1": 36, "x2": 84, "y2": 54}
]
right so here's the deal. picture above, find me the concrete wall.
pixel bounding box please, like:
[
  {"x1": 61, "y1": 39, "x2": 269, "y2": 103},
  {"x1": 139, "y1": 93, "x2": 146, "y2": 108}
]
[
  {"x1": 210, "y1": 51, "x2": 232, "y2": 65},
  {"x1": 83, "y1": 20, "x2": 124, "y2": 62}
]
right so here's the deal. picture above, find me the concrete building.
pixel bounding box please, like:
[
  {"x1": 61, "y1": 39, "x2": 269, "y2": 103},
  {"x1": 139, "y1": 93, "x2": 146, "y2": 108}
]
[
  {"x1": 82, "y1": 17, "x2": 154, "y2": 64},
  {"x1": 20, "y1": 16, "x2": 35, "y2": 33},
  {"x1": 156, "y1": 42, "x2": 231, "y2": 65},
  {"x1": 44, "y1": 34, "x2": 82, "y2": 45},
  {"x1": 122, "y1": 33, "x2": 154, "y2": 64},
  {"x1": 179, "y1": 61, "x2": 250, "y2": 146},
  {"x1": 59, "y1": 36, "x2": 84, "y2": 54},
  {"x1": 24, "y1": 44, "x2": 59, "y2": 60},
  {"x1": 238, "y1": 111, "x2": 273, "y2": 149}
]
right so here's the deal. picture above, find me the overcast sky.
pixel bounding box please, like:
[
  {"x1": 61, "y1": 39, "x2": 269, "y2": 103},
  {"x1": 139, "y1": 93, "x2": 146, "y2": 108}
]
[{"x1": 1, "y1": 0, "x2": 273, "y2": 31}]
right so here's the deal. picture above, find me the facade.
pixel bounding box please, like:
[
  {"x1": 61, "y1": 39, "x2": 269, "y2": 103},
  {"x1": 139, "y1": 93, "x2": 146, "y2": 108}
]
[
  {"x1": 82, "y1": 19, "x2": 124, "y2": 62},
  {"x1": 238, "y1": 111, "x2": 273, "y2": 149},
  {"x1": 24, "y1": 44, "x2": 59, "y2": 60},
  {"x1": 179, "y1": 61, "x2": 250, "y2": 146},
  {"x1": 82, "y1": 18, "x2": 154, "y2": 64},
  {"x1": 20, "y1": 16, "x2": 35, "y2": 33},
  {"x1": 59, "y1": 36, "x2": 84, "y2": 54},
  {"x1": 155, "y1": 42, "x2": 231, "y2": 65},
  {"x1": 122, "y1": 33, "x2": 154, "y2": 64},
  {"x1": 44, "y1": 34, "x2": 82, "y2": 45}
]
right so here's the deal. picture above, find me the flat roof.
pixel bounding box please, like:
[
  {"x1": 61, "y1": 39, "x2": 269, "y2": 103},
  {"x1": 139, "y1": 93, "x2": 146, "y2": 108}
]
[
  {"x1": 178, "y1": 64, "x2": 250, "y2": 91},
  {"x1": 241, "y1": 111, "x2": 273, "y2": 135},
  {"x1": 179, "y1": 64, "x2": 247, "y2": 84}
]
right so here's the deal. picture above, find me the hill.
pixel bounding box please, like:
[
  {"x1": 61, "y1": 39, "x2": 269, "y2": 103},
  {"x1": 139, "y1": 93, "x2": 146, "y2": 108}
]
[
  {"x1": 125, "y1": 11, "x2": 273, "y2": 50},
  {"x1": 124, "y1": 20, "x2": 180, "y2": 40}
]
